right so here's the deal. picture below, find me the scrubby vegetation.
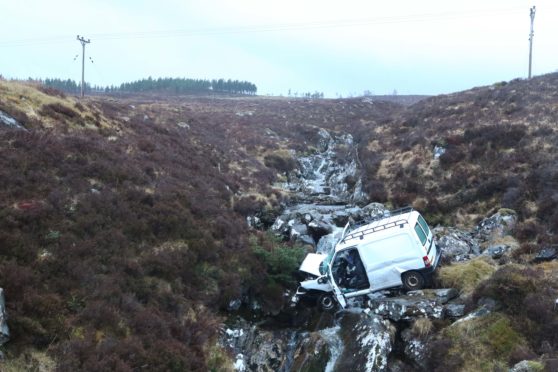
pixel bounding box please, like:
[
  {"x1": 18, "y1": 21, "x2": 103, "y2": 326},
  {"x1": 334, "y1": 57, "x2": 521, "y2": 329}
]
[{"x1": 1, "y1": 73, "x2": 558, "y2": 370}]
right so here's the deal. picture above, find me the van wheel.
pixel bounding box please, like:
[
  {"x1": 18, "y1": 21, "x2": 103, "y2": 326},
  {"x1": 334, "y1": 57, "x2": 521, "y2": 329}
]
[
  {"x1": 318, "y1": 294, "x2": 336, "y2": 312},
  {"x1": 402, "y1": 271, "x2": 425, "y2": 291}
]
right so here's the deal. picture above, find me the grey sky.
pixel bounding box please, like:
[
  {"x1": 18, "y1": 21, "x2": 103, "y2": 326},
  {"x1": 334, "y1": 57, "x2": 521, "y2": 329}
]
[{"x1": 0, "y1": 1, "x2": 556, "y2": 97}]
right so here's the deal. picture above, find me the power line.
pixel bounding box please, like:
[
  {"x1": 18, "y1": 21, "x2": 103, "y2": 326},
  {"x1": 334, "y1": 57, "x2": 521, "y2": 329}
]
[{"x1": 0, "y1": 7, "x2": 524, "y2": 48}]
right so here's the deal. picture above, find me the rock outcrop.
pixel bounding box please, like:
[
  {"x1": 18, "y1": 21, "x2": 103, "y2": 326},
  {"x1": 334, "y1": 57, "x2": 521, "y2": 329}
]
[
  {"x1": 434, "y1": 227, "x2": 480, "y2": 262},
  {"x1": 271, "y1": 203, "x2": 388, "y2": 254},
  {"x1": 0, "y1": 288, "x2": 9, "y2": 346},
  {"x1": 367, "y1": 289, "x2": 461, "y2": 322},
  {"x1": 335, "y1": 312, "x2": 395, "y2": 372},
  {"x1": 0, "y1": 110, "x2": 26, "y2": 131}
]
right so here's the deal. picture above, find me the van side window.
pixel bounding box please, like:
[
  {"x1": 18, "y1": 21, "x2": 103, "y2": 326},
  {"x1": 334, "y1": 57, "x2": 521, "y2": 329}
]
[
  {"x1": 417, "y1": 215, "x2": 431, "y2": 236},
  {"x1": 414, "y1": 223, "x2": 427, "y2": 245}
]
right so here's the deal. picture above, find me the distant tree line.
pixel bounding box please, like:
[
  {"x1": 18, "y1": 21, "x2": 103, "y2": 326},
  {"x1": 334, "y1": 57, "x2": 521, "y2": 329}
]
[
  {"x1": 287, "y1": 89, "x2": 324, "y2": 99},
  {"x1": 41, "y1": 77, "x2": 257, "y2": 95}
]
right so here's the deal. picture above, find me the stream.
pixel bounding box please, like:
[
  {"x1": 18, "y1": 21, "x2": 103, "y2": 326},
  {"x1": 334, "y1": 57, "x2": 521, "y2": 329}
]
[{"x1": 220, "y1": 128, "x2": 487, "y2": 371}]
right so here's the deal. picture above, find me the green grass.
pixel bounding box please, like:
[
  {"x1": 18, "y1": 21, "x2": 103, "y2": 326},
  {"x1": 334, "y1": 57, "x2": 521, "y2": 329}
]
[
  {"x1": 444, "y1": 313, "x2": 527, "y2": 371},
  {"x1": 438, "y1": 257, "x2": 496, "y2": 295}
]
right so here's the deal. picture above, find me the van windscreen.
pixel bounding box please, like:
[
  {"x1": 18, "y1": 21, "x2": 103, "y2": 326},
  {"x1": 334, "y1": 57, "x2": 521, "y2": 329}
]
[{"x1": 414, "y1": 223, "x2": 427, "y2": 245}]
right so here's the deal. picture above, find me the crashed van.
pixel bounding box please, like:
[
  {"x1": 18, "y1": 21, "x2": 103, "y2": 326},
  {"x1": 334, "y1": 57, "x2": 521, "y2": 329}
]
[{"x1": 292, "y1": 207, "x2": 441, "y2": 310}]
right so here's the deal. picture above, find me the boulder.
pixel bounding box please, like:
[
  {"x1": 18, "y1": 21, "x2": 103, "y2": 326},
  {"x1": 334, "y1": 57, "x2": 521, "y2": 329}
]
[
  {"x1": 317, "y1": 128, "x2": 333, "y2": 152},
  {"x1": 362, "y1": 202, "x2": 388, "y2": 220},
  {"x1": 400, "y1": 328, "x2": 428, "y2": 370},
  {"x1": 434, "y1": 288, "x2": 459, "y2": 304},
  {"x1": 291, "y1": 332, "x2": 330, "y2": 372},
  {"x1": 227, "y1": 299, "x2": 242, "y2": 312},
  {"x1": 0, "y1": 110, "x2": 26, "y2": 131},
  {"x1": 367, "y1": 289, "x2": 459, "y2": 321},
  {"x1": 307, "y1": 220, "x2": 333, "y2": 240},
  {"x1": 0, "y1": 288, "x2": 9, "y2": 346},
  {"x1": 246, "y1": 216, "x2": 263, "y2": 229},
  {"x1": 475, "y1": 209, "x2": 517, "y2": 243},
  {"x1": 220, "y1": 318, "x2": 297, "y2": 372},
  {"x1": 484, "y1": 244, "x2": 510, "y2": 259},
  {"x1": 335, "y1": 312, "x2": 394, "y2": 372},
  {"x1": 290, "y1": 223, "x2": 308, "y2": 239},
  {"x1": 444, "y1": 304, "x2": 466, "y2": 318},
  {"x1": 331, "y1": 211, "x2": 350, "y2": 227},
  {"x1": 534, "y1": 246, "x2": 557, "y2": 263},
  {"x1": 509, "y1": 360, "x2": 545, "y2": 372},
  {"x1": 297, "y1": 234, "x2": 316, "y2": 247},
  {"x1": 434, "y1": 227, "x2": 480, "y2": 262},
  {"x1": 433, "y1": 145, "x2": 446, "y2": 159}
]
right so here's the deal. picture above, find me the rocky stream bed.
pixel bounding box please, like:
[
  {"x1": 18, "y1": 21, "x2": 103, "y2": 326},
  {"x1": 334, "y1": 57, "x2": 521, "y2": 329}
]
[{"x1": 218, "y1": 129, "x2": 525, "y2": 371}]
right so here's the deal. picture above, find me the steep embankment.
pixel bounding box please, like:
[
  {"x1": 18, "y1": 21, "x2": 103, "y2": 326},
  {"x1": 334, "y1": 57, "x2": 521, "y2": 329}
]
[
  {"x1": 357, "y1": 74, "x2": 558, "y2": 236},
  {"x1": 0, "y1": 80, "x2": 401, "y2": 370}
]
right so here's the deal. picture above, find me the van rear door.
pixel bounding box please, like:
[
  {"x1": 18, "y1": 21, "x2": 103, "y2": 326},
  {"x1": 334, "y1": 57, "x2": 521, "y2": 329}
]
[{"x1": 416, "y1": 214, "x2": 437, "y2": 267}]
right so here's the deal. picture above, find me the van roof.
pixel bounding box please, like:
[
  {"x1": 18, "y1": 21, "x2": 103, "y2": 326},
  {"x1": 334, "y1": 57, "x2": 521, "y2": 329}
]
[{"x1": 336, "y1": 208, "x2": 421, "y2": 250}]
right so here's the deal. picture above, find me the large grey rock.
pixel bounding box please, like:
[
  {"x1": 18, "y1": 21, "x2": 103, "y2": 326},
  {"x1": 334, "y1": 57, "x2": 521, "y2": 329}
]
[
  {"x1": 484, "y1": 244, "x2": 510, "y2": 259},
  {"x1": 331, "y1": 211, "x2": 350, "y2": 226},
  {"x1": 0, "y1": 110, "x2": 26, "y2": 131},
  {"x1": 475, "y1": 209, "x2": 517, "y2": 243},
  {"x1": 534, "y1": 246, "x2": 557, "y2": 262},
  {"x1": 400, "y1": 328, "x2": 428, "y2": 370},
  {"x1": 0, "y1": 288, "x2": 9, "y2": 345},
  {"x1": 246, "y1": 216, "x2": 263, "y2": 229},
  {"x1": 297, "y1": 234, "x2": 316, "y2": 247},
  {"x1": 509, "y1": 360, "x2": 544, "y2": 372},
  {"x1": 434, "y1": 226, "x2": 480, "y2": 262},
  {"x1": 362, "y1": 202, "x2": 388, "y2": 220},
  {"x1": 335, "y1": 312, "x2": 394, "y2": 372},
  {"x1": 307, "y1": 220, "x2": 332, "y2": 240},
  {"x1": 317, "y1": 128, "x2": 332, "y2": 152},
  {"x1": 290, "y1": 223, "x2": 308, "y2": 239},
  {"x1": 444, "y1": 304, "x2": 466, "y2": 318},
  {"x1": 452, "y1": 306, "x2": 492, "y2": 326},
  {"x1": 220, "y1": 318, "x2": 298, "y2": 372},
  {"x1": 368, "y1": 289, "x2": 460, "y2": 321},
  {"x1": 291, "y1": 332, "x2": 330, "y2": 372}
]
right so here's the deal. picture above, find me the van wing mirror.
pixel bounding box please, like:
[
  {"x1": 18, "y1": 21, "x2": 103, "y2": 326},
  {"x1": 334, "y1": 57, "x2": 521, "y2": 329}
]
[{"x1": 317, "y1": 276, "x2": 329, "y2": 284}]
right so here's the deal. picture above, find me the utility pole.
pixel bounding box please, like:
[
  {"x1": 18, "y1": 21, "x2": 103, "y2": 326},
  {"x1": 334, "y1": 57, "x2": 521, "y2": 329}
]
[
  {"x1": 76, "y1": 35, "x2": 91, "y2": 97},
  {"x1": 528, "y1": 6, "x2": 536, "y2": 79}
]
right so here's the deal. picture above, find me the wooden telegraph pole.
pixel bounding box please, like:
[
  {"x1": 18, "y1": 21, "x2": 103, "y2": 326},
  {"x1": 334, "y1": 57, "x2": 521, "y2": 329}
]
[
  {"x1": 528, "y1": 6, "x2": 536, "y2": 79},
  {"x1": 76, "y1": 35, "x2": 91, "y2": 97}
]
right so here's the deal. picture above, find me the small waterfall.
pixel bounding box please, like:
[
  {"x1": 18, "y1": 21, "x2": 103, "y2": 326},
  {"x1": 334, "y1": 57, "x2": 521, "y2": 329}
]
[
  {"x1": 281, "y1": 331, "x2": 300, "y2": 372},
  {"x1": 320, "y1": 326, "x2": 344, "y2": 372}
]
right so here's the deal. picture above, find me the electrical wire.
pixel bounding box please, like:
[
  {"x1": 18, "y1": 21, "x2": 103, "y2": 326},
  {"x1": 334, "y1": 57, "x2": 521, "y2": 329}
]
[{"x1": 0, "y1": 6, "x2": 524, "y2": 48}]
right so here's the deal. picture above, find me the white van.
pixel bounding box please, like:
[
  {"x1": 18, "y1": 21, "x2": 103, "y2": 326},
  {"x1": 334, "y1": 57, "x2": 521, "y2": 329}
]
[{"x1": 292, "y1": 207, "x2": 441, "y2": 310}]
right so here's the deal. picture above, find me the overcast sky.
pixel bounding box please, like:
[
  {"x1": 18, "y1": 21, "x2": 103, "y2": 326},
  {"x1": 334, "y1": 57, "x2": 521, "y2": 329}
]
[{"x1": 0, "y1": 1, "x2": 556, "y2": 97}]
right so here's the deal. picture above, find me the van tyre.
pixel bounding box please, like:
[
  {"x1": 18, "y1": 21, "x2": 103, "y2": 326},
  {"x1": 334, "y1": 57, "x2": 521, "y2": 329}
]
[
  {"x1": 318, "y1": 294, "x2": 336, "y2": 312},
  {"x1": 402, "y1": 271, "x2": 425, "y2": 291}
]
